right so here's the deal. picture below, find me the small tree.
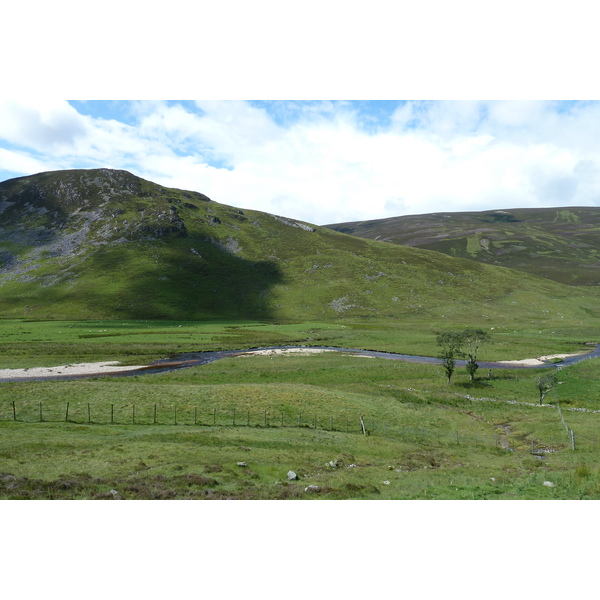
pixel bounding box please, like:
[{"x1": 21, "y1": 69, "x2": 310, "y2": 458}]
[
  {"x1": 437, "y1": 332, "x2": 463, "y2": 384},
  {"x1": 461, "y1": 328, "x2": 491, "y2": 382},
  {"x1": 537, "y1": 373, "x2": 557, "y2": 405}
]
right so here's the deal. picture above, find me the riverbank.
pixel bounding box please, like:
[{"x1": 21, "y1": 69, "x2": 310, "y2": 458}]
[
  {"x1": 493, "y1": 351, "x2": 591, "y2": 367},
  {"x1": 1, "y1": 345, "x2": 598, "y2": 383},
  {"x1": 0, "y1": 361, "x2": 147, "y2": 381}
]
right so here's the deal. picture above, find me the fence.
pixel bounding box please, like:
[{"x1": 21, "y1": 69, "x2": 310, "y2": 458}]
[
  {"x1": 556, "y1": 403, "x2": 576, "y2": 450},
  {"x1": 0, "y1": 399, "x2": 579, "y2": 453},
  {"x1": 4, "y1": 400, "x2": 381, "y2": 432}
]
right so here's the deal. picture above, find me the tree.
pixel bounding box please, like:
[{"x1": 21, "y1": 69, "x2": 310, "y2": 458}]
[
  {"x1": 461, "y1": 328, "x2": 491, "y2": 382},
  {"x1": 436, "y1": 332, "x2": 463, "y2": 384},
  {"x1": 537, "y1": 372, "x2": 557, "y2": 405}
]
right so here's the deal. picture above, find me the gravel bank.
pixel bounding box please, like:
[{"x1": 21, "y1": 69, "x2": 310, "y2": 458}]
[{"x1": 0, "y1": 361, "x2": 145, "y2": 381}]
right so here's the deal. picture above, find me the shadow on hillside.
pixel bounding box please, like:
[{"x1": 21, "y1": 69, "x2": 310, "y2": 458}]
[{"x1": 59, "y1": 234, "x2": 286, "y2": 320}]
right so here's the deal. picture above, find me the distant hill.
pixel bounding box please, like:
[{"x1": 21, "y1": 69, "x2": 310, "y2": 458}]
[
  {"x1": 1, "y1": 169, "x2": 598, "y2": 324},
  {"x1": 326, "y1": 207, "x2": 600, "y2": 286}
]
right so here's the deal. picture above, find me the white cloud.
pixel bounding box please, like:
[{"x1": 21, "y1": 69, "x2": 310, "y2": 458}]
[
  {"x1": 0, "y1": 100, "x2": 87, "y2": 152},
  {"x1": 486, "y1": 100, "x2": 549, "y2": 129},
  {"x1": 0, "y1": 147, "x2": 62, "y2": 178},
  {"x1": 2, "y1": 100, "x2": 600, "y2": 224}
]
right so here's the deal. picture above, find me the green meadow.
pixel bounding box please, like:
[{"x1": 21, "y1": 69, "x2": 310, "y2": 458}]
[
  {"x1": 2, "y1": 318, "x2": 600, "y2": 499},
  {"x1": 1, "y1": 317, "x2": 597, "y2": 366}
]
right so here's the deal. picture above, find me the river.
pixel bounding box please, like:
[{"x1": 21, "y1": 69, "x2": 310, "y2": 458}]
[{"x1": 2, "y1": 344, "x2": 599, "y2": 383}]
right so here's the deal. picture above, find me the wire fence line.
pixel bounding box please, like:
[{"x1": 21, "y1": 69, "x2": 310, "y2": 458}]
[
  {"x1": 1, "y1": 399, "x2": 579, "y2": 453},
  {"x1": 556, "y1": 403, "x2": 576, "y2": 450},
  {"x1": 4, "y1": 400, "x2": 378, "y2": 432}
]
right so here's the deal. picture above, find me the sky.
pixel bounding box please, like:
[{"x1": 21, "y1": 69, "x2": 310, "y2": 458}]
[
  {"x1": 2, "y1": 3, "x2": 599, "y2": 227},
  {"x1": 3, "y1": 99, "x2": 600, "y2": 225}
]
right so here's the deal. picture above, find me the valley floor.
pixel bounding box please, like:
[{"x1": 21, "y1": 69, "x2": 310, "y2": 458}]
[
  {"x1": 0, "y1": 346, "x2": 593, "y2": 382},
  {"x1": 2, "y1": 319, "x2": 600, "y2": 500}
]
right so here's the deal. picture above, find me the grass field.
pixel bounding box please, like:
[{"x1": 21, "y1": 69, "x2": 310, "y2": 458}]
[
  {"x1": 1, "y1": 317, "x2": 598, "y2": 366},
  {"x1": 2, "y1": 319, "x2": 600, "y2": 500}
]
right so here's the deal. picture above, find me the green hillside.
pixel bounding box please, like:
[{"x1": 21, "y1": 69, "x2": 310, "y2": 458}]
[
  {"x1": 1, "y1": 169, "x2": 599, "y2": 325},
  {"x1": 326, "y1": 207, "x2": 600, "y2": 286}
]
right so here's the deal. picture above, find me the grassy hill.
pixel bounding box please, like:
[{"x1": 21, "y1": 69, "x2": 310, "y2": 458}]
[
  {"x1": 1, "y1": 169, "x2": 599, "y2": 326},
  {"x1": 326, "y1": 207, "x2": 600, "y2": 286}
]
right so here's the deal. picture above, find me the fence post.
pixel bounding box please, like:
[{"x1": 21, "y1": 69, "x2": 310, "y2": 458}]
[
  {"x1": 39, "y1": 401, "x2": 43, "y2": 422},
  {"x1": 346, "y1": 416, "x2": 349, "y2": 433},
  {"x1": 88, "y1": 403, "x2": 91, "y2": 424},
  {"x1": 153, "y1": 404, "x2": 157, "y2": 424},
  {"x1": 247, "y1": 409, "x2": 250, "y2": 426},
  {"x1": 213, "y1": 408, "x2": 216, "y2": 426},
  {"x1": 132, "y1": 404, "x2": 135, "y2": 424},
  {"x1": 111, "y1": 404, "x2": 114, "y2": 424},
  {"x1": 174, "y1": 406, "x2": 177, "y2": 425},
  {"x1": 12, "y1": 401, "x2": 16, "y2": 421},
  {"x1": 194, "y1": 407, "x2": 197, "y2": 425},
  {"x1": 65, "y1": 402, "x2": 69, "y2": 422},
  {"x1": 233, "y1": 408, "x2": 236, "y2": 426},
  {"x1": 264, "y1": 410, "x2": 267, "y2": 427},
  {"x1": 330, "y1": 416, "x2": 333, "y2": 431},
  {"x1": 456, "y1": 430, "x2": 459, "y2": 445},
  {"x1": 558, "y1": 403, "x2": 576, "y2": 449},
  {"x1": 360, "y1": 415, "x2": 367, "y2": 435}
]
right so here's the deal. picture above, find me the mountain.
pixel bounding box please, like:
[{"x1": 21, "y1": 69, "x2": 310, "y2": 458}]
[
  {"x1": 325, "y1": 207, "x2": 600, "y2": 286},
  {"x1": 1, "y1": 169, "x2": 598, "y2": 324}
]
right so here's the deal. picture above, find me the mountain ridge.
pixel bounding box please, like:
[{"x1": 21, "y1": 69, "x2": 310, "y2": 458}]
[
  {"x1": 325, "y1": 206, "x2": 600, "y2": 286},
  {"x1": 1, "y1": 169, "x2": 598, "y2": 324}
]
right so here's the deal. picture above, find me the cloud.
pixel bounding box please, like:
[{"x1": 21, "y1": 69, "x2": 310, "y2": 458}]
[
  {"x1": 2, "y1": 100, "x2": 600, "y2": 224},
  {"x1": 0, "y1": 100, "x2": 87, "y2": 152},
  {"x1": 0, "y1": 147, "x2": 62, "y2": 178},
  {"x1": 384, "y1": 197, "x2": 406, "y2": 214}
]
